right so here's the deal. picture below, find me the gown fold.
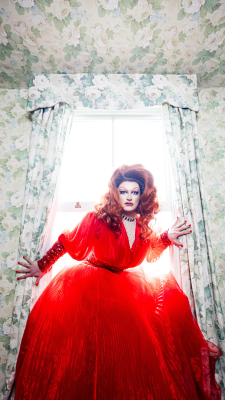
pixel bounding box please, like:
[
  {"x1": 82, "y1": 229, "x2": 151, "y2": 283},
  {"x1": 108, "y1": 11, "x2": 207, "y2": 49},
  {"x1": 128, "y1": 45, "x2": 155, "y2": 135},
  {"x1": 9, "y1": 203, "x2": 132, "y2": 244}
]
[{"x1": 15, "y1": 212, "x2": 222, "y2": 400}]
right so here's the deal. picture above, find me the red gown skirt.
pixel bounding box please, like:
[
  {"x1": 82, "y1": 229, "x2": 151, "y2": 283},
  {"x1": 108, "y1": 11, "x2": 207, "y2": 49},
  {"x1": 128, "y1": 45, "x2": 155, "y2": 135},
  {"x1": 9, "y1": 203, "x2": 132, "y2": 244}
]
[{"x1": 15, "y1": 262, "x2": 222, "y2": 400}]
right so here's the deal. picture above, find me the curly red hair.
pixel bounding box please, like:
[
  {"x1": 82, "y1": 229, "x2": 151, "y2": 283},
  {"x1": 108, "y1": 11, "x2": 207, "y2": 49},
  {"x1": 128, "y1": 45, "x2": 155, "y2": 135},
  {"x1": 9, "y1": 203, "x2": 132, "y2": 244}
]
[{"x1": 95, "y1": 164, "x2": 161, "y2": 241}]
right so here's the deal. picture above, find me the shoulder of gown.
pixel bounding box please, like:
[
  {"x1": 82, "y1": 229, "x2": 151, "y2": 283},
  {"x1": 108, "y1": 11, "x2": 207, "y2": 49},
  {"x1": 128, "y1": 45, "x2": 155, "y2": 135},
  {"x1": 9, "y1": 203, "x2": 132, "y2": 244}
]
[{"x1": 58, "y1": 211, "x2": 101, "y2": 261}]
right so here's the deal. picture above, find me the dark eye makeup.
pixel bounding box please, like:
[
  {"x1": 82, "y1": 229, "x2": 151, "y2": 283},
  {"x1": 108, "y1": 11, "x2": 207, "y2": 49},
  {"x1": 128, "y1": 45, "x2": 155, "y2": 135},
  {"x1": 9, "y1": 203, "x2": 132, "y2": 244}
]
[{"x1": 119, "y1": 190, "x2": 139, "y2": 195}]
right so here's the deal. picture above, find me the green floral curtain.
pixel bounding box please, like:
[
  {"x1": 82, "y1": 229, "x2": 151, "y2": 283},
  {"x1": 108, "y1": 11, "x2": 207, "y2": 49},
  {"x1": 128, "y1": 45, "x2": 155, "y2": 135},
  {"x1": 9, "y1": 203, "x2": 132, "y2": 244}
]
[
  {"x1": 5, "y1": 102, "x2": 74, "y2": 397},
  {"x1": 162, "y1": 104, "x2": 225, "y2": 395}
]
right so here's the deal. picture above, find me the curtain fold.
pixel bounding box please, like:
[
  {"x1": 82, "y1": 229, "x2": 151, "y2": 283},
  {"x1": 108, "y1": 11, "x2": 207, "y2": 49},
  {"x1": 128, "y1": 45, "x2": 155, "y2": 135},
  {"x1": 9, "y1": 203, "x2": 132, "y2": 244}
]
[
  {"x1": 32, "y1": 171, "x2": 62, "y2": 303},
  {"x1": 5, "y1": 102, "x2": 74, "y2": 395},
  {"x1": 166, "y1": 146, "x2": 182, "y2": 289},
  {"x1": 162, "y1": 104, "x2": 225, "y2": 391}
]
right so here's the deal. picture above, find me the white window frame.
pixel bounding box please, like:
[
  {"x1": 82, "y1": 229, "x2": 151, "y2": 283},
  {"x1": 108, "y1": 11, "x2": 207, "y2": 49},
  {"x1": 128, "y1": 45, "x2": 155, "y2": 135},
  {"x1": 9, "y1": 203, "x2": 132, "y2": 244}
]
[{"x1": 58, "y1": 106, "x2": 172, "y2": 215}]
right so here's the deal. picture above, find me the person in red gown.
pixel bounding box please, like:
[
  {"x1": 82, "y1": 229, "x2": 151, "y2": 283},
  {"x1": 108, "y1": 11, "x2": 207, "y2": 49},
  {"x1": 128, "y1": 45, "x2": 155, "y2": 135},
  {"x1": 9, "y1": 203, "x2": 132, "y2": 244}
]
[{"x1": 15, "y1": 164, "x2": 222, "y2": 400}]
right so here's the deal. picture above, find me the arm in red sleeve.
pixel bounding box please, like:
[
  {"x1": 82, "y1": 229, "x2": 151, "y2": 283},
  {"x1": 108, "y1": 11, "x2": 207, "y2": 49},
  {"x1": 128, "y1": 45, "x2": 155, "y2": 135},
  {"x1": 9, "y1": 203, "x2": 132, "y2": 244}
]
[
  {"x1": 37, "y1": 240, "x2": 67, "y2": 273},
  {"x1": 38, "y1": 211, "x2": 98, "y2": 274},
  {"x1": 58, "y1": 211, "x2": 99, "y2": 261},
  {"x1": 146, "y1": 228, "x2": 171, "y2": 263}
]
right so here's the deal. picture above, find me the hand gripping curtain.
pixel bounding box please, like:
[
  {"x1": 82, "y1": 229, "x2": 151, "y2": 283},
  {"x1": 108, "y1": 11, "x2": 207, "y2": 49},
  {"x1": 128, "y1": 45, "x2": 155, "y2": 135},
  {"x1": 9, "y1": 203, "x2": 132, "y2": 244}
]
[
  {"x1": 5, "y1": 102, "x2": 74, "y2": 398},
  {"x1": 162, "y1": 105, "x2": 225, "y2": 394}
]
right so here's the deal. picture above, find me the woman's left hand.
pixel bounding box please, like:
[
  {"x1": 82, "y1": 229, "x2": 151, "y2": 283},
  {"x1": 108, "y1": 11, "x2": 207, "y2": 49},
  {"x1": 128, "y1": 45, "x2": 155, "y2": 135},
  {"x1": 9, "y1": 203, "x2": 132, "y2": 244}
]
[{"x1": 168, "y1": 218, "x2": 192, "y2": 248}]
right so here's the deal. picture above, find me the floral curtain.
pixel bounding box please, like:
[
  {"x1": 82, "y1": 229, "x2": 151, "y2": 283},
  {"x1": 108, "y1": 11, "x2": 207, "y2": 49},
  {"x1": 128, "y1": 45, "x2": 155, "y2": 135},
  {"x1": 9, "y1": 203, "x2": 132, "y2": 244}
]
[
  {"x1": 162, "y1": 104, "x2": 225, "y2": 394},
  {"x1": 5, "y1": 102, "x2": 74, "y2": 398},
  {"x1": 0, "y1": 89, "x2": 31, "y2": 399}
]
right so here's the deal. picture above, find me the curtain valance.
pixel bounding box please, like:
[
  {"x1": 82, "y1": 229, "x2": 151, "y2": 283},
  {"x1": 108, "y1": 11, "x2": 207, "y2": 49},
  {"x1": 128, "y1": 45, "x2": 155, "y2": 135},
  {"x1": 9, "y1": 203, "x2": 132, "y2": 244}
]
[{"x1": 27, "y1": 73, "x2": 199, "y2": 112}]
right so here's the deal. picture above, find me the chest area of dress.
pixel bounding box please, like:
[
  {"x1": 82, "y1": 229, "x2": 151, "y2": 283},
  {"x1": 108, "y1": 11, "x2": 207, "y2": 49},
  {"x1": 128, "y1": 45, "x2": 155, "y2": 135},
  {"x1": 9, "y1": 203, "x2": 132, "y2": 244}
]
[{"x1": 93, "y1": 220, "x2": 148, "y2": 268}]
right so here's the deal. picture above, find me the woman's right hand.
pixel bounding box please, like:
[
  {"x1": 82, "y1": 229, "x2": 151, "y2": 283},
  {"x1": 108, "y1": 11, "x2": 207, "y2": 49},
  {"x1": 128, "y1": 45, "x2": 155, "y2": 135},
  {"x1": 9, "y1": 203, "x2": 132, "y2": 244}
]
[{"x1": 16, "y1": 257, "x2": 44, "y2": 286}]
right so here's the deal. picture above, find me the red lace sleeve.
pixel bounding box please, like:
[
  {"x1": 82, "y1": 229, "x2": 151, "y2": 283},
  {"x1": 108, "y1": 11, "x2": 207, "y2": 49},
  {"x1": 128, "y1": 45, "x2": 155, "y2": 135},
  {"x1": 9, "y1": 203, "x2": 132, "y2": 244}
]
[
  {"x1": 146, "y1": 229, "x2": 171, "y2": 263},
  {"x1": 159, "y1": 229, "x2": 172, "y2": 246},
  {"x1": 37, "y1": 240, "x2": 67, "y2": 273}
]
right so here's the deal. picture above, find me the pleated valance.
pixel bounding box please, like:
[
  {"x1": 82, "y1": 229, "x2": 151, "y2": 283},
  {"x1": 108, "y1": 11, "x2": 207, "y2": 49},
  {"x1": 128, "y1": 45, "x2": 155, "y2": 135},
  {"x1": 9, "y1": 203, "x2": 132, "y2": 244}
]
[{"x1": 27, "y1": 73, "x2": 199, "y2": 112}]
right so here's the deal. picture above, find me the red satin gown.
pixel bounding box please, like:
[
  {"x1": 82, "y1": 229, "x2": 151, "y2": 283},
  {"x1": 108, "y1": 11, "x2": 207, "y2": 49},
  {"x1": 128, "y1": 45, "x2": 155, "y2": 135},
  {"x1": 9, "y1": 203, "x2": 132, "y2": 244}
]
[{"x1": 15, "y1": 212, "x2": 222, "y2": 400}]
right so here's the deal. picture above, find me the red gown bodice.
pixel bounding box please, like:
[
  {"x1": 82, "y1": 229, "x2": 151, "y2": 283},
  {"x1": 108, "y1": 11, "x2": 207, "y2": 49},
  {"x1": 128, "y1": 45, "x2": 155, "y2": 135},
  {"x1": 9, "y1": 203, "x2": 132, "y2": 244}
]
[{"x1": 38, "y1": 211, "x2": 171, "y2": 274}]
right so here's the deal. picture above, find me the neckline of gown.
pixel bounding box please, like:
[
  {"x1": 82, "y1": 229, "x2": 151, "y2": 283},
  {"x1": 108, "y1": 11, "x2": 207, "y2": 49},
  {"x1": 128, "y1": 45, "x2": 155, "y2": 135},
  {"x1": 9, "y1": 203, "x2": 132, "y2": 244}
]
[{"x1": 121, "y1": 218, "x2": 138, "y2": 252}]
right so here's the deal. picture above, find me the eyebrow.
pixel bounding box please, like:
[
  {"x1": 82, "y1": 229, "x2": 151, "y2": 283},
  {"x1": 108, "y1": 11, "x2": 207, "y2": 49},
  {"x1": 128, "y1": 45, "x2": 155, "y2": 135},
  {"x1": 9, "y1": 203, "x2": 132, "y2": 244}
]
[{"x1": 118, "y1": 187, "x2": 140, "y2": 190}]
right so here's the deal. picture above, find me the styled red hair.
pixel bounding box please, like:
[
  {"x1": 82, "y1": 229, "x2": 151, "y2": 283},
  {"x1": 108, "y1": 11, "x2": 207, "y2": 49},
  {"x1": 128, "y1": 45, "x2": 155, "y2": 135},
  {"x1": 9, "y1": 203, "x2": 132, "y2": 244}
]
[{"x1": 95, "y1": 164, "x2": 161, "y2": 241}]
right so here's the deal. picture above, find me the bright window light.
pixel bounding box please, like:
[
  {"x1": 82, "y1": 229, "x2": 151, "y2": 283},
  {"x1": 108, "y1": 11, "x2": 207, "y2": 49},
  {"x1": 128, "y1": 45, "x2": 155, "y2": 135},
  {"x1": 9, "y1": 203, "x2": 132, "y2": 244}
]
[
  {"x1": 59, "y1": 120, "x2": 112, "y2": 202},
  {"x1": 114, "y1": 119, "x2": 166, "y2": 201},
  {"x1": 59, "y1": 117, "x2": 167, "y2": 204}
]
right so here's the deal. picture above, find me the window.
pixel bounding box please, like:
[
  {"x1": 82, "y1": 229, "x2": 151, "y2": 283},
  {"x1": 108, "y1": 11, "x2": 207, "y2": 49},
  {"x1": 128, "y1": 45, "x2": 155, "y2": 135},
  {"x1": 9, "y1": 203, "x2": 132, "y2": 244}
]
[{"x1": 50, "y1": 106, "x2": 173, "y2": 277}]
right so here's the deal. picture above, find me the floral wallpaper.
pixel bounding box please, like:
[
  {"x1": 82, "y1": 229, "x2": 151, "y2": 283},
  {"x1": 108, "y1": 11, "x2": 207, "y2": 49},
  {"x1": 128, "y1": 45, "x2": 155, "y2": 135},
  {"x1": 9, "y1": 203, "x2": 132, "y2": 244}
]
[
  {"x1": 0, "y1": 89, "x2": 31, "y2": 398},
  {"x1": 197, "y1": 87, "x2": 225, "y2": 393},
  {"x1": 0, "y1": 0, "x2": 225, "y2": 90}
]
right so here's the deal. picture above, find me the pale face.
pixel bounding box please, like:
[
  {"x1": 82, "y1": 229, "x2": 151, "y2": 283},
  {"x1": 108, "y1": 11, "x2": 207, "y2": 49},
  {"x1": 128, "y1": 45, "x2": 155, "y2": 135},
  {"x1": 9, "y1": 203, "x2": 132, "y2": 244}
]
[{"x1": 118, "y1": 181, "x2": 141, "y2": 217}]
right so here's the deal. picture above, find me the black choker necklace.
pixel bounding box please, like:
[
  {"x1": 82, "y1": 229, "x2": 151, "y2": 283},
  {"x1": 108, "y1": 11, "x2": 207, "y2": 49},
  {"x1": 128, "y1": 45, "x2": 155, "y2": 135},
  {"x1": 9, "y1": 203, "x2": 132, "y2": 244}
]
[{"x1": 122, "y1": 214, "x2": 136, "y2": 222}]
